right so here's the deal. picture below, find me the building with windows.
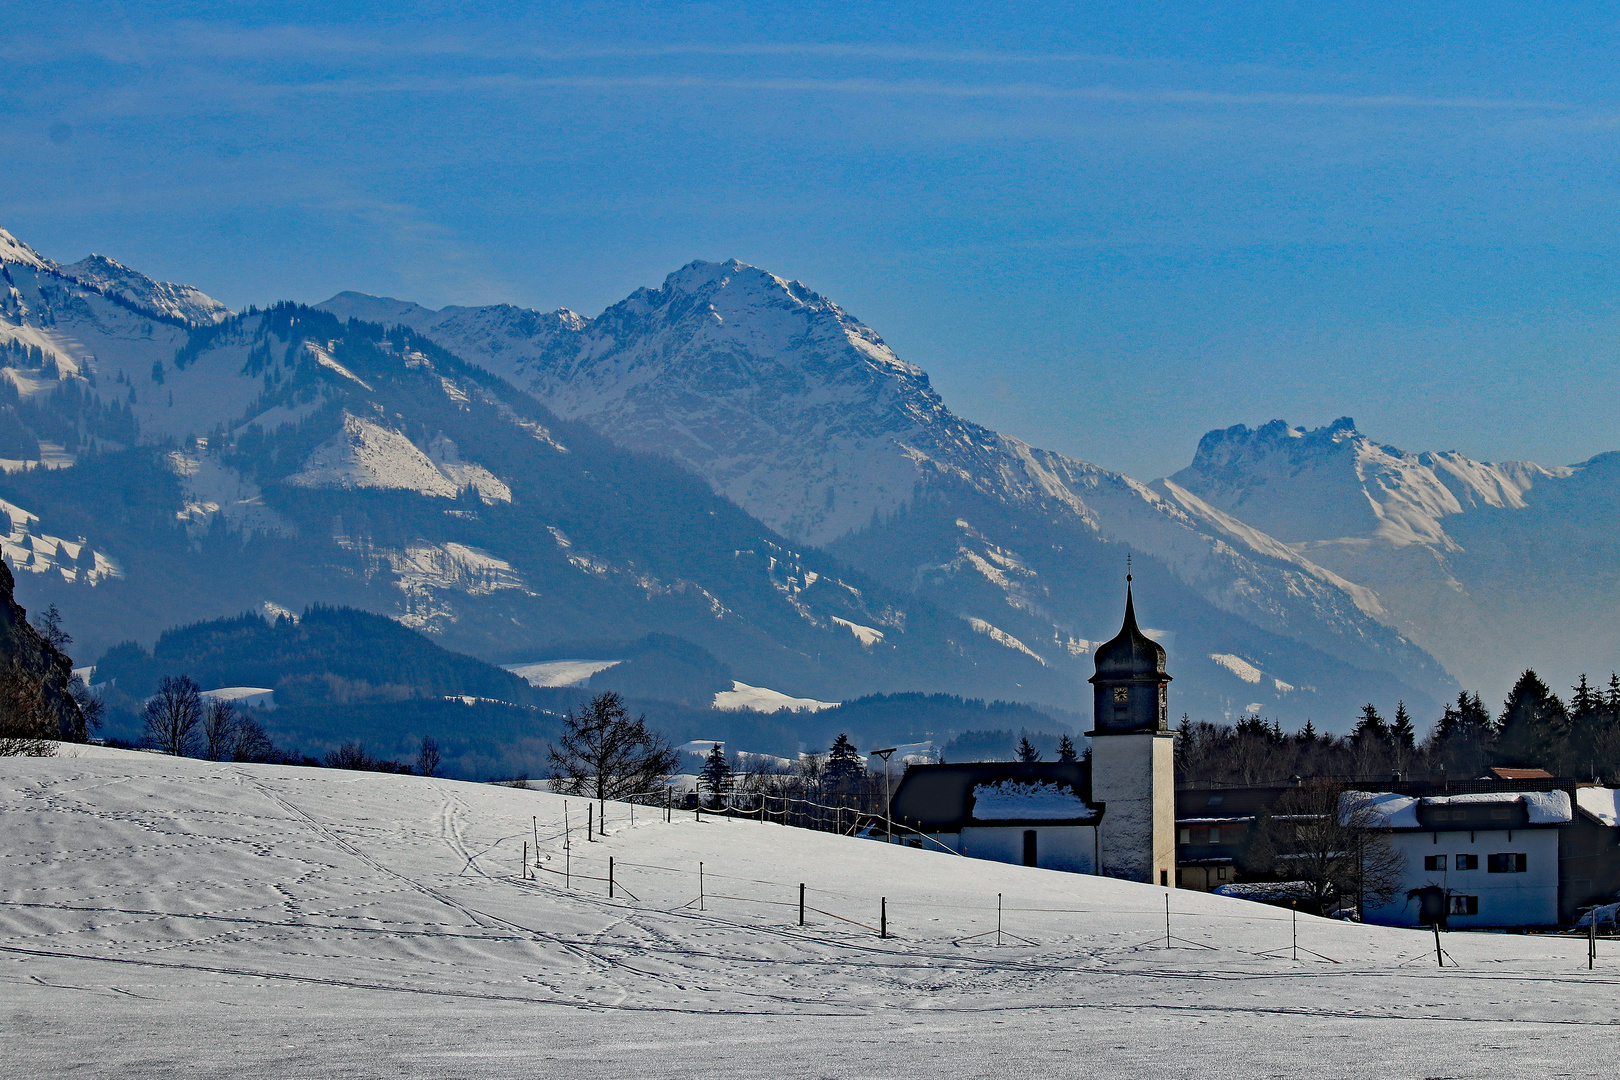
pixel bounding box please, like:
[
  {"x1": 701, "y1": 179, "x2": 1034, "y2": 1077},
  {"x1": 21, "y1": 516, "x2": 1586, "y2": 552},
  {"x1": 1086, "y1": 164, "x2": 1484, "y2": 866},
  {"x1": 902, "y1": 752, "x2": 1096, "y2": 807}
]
[
  {"x1": 1175, "y1": 780, "x2": 1620, "y2": 927},
  {"x1": 1357, "y1": 790, "x2": 1570, "y2": 927}
]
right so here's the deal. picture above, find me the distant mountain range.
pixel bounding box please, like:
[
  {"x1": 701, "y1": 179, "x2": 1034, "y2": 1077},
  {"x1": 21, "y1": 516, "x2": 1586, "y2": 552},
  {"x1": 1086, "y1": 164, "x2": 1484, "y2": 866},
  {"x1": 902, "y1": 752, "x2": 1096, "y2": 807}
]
[
  {"x1": 5, "y1": 224, "x2": 1604, "y2": 736},
  {"x1": 1167, "y1": 417, "x2": 1620, "y2": 704}
]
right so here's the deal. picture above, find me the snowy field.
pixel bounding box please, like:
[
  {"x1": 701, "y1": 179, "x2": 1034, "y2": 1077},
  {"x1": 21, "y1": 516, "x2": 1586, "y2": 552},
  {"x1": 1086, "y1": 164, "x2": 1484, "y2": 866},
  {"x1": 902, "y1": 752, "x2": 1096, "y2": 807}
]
[{"x1": 4, "y1": 749, "x2": 1618, "y2": 1079}]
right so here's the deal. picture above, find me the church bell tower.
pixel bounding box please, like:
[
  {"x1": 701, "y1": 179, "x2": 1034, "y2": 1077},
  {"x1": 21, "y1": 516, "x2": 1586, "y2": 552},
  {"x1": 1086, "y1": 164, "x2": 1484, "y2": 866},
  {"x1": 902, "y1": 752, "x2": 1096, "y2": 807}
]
[{"x1": 1087, "y1": 575, "x2": 1176, "y2": 886}]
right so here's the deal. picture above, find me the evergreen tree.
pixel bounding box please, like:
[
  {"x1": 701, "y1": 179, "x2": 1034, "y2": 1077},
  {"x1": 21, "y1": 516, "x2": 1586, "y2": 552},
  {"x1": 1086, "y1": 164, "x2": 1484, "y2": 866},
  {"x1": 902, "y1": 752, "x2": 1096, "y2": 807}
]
[
  {"x1": 1353, "y1": 704, "x2": 1387, "y2": 741},
  {"x1": 1568, "y1": 674, "x2": 1620, "y2": 781},
  {"x1": 1427, "y1": 691, "x2": 1492, "y2": 780},
  {"x1": 1056, "y1": 733, "x2": 1077, "y2": 763},
  {"x1": 1390, "y1": 702, "x2": 1416, "y2": 750},
  {"x1": 1495, "y1": 670, "x2": 1568, "y2": 770},
  {"x1": 824, "y1": 733, "x2": 865, "y2": 788},
  {"x1": 1016, "y1": 735, "x2": 1041, "y2": 763},
  {"x1": 698, "y1": 743, "x2": 732, "y2": 807},
  {"x1": 1572, "y1": 674, "x2": 1602, "y2": 718},
  {"x1": 1608, "y1": 674, "x2": 1620, "y2": 714}
]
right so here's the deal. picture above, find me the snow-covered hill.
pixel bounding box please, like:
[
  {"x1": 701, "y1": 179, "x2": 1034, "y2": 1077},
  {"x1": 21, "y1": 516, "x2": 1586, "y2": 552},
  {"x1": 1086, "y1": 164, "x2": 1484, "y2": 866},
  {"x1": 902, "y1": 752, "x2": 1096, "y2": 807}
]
[
  {"x1": 1167, "y1": 418, "x2": 1620, "y2": 704},
  {"x1": 5, "y1": 748, "x2": 1614, "y2": 1079},
  {"x1": 326, "y1": 263, "x2": 1451, "y2": 724}
]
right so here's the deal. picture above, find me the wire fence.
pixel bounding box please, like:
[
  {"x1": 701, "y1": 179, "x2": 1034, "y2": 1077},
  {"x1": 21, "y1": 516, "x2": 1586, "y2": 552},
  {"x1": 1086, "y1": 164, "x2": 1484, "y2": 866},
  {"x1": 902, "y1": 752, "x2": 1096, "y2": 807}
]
[{"x1": 512, "y1": 790, "x2": 1620, "y2": 969}]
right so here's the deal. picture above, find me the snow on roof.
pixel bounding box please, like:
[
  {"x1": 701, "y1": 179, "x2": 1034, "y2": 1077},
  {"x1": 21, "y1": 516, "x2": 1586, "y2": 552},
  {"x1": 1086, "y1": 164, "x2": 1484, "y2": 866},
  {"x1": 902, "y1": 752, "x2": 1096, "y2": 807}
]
[
  {"x1": 1429, "y1": 790, "x2": 1572, "y2": 824},
  {"x1": 1351, "y1": 789, "x2": 1573, "y2": 827},
  {"x1": 1346, "y1": 791, "x2": 1419, "y2": 829},
  {"x1": 1576, "y1": 787, "x2": 1620, "y2": 827},
  {"x1": 970, "y1": 780, "x2": 1091, "y2": 821},
  {"x1": 199, "y1": 687, "x2": 276, "y2": 710}
]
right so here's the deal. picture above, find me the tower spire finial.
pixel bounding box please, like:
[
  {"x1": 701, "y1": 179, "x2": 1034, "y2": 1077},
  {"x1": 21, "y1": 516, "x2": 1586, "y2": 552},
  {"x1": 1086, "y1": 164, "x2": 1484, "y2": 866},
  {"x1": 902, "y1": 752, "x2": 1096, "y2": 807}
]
[{"x1": 1127, "y1": 553, "x2": 1132, "y2": 583}]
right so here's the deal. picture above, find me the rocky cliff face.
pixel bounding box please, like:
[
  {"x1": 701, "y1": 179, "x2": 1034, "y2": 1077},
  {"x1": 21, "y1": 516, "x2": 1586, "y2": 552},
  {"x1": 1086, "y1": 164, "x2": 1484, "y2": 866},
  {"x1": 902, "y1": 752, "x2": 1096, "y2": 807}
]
[{"x1": 0, "y1": 561, "x2": 83, "y2": 744}]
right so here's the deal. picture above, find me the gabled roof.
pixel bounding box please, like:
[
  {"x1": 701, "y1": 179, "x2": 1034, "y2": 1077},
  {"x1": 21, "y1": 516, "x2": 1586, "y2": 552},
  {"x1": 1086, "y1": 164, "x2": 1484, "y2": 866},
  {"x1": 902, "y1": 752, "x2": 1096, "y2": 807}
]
[
  {"x1": 1351, "y1": 789, "x2": 1573, "y2": 830},
  {"x1": 891, "y1": 762, "x2": 1101, "y2": 832},
  {"x1": 1488, "y1": 767, "x2": 1555, "y2": 780}
]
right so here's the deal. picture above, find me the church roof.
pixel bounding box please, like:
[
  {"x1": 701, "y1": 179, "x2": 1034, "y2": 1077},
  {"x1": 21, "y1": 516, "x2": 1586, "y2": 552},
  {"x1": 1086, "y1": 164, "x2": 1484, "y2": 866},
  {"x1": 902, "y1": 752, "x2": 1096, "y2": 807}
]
[{"x1": 1088, "y1": 579, "x2": 1169, "y2": 683}]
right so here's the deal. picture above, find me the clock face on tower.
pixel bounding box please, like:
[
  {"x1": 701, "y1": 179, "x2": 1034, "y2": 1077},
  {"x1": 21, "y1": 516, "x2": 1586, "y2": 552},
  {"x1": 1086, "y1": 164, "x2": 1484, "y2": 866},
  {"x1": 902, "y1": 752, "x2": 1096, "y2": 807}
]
[{"x1": 1113, "y1": 687, "x2": 1129, "y2": 704}]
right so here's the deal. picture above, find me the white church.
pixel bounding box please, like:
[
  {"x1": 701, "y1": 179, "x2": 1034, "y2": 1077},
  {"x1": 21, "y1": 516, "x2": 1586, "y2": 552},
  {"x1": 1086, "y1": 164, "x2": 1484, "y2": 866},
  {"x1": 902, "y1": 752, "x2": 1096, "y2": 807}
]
[{"x1": 888, "y1": 576, "x2": 1176, "y2": 885}]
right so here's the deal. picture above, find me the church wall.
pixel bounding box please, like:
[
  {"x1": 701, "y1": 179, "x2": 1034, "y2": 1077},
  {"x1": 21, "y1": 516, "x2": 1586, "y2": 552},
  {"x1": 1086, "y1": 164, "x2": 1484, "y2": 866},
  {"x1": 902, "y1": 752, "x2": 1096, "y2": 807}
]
[
  {"x1": 1092, "y1": 731, "x2": 1176, "y2": 885},
  {"x1": 960, "y1": 826, "x2": 1097, "y2": 873}
]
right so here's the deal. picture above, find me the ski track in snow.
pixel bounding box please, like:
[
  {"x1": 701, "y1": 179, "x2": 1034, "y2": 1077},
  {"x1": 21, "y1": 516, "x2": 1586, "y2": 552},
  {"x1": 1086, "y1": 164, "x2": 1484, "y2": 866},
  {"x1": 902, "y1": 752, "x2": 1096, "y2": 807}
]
[{"x1": 3, "y1": 749, "x2": 1619, "y2": 1079}]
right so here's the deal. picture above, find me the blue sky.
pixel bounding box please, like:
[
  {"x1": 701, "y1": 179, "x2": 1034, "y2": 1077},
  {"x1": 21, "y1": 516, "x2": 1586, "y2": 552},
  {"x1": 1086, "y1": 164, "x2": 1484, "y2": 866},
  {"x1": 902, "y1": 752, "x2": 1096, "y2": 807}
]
[{"x1": 6, "y1": 1, "x2": 1620, "y2": 479}]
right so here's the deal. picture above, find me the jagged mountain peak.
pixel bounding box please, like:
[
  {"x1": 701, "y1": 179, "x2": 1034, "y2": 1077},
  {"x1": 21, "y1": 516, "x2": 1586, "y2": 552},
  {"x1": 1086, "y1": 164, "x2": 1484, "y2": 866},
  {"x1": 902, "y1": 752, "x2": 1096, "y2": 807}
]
[
  {"x1": 1172, "y1": 418, "x2": 1571, "y2": 547},
  {"x1": 0, "y1": 226, "x2": 54, "y2": 271},
  {"x1": 65, "y1": 253, "x2": 232, "y2": 326},
  {"x1": 0, "y1": 225, "x2": 230, "y2": 326}
]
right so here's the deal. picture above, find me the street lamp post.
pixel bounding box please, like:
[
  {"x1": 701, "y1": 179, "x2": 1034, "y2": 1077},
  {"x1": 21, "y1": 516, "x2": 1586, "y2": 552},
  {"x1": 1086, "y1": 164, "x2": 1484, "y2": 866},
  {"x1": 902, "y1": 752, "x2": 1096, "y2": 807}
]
[{"x1": 871, "y1": 747, "x2": 898, "y2": 843}]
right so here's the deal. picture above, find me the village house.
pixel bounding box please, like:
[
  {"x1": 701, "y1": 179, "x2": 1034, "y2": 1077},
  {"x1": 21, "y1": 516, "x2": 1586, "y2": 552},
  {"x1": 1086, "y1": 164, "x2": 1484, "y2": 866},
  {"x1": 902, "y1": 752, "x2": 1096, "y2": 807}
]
[{"x1": 1175, "y1": 779, "x2": 1620, "y2": 927}]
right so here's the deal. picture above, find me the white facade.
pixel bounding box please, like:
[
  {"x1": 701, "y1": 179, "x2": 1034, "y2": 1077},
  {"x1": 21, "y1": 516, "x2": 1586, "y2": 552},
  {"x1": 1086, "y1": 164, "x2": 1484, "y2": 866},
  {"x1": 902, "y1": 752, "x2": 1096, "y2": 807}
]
[
  {"x1": 1365, "y1": 828, "x2": 1560, "y2": 928},
  {"x1": 1355, "y1": 790, "x2": 1575, "y2": 928},
  {"x1": 913, "y1": 827, "x2": 1099, "y2": 873},
  {"x1": 1090, "y1": 731, "x2": 1176, "y2": 885}
]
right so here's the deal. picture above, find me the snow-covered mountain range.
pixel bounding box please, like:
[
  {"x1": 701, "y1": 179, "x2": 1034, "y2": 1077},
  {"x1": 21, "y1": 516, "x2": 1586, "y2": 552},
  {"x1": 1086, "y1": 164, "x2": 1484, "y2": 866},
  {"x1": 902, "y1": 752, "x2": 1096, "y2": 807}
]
[
  {"x1": 0, "y1": 229, "x2": 1096, "y2": 722},
  {"x1": 324, "y1": 262, "x2": 1454, "y2": 724},
  {"x1": 18, "y1": 222, "x2": 1585, "y2": 729},
  {"x1": 1168, "y1": 418, "x2": 1620, "y2": 704}
]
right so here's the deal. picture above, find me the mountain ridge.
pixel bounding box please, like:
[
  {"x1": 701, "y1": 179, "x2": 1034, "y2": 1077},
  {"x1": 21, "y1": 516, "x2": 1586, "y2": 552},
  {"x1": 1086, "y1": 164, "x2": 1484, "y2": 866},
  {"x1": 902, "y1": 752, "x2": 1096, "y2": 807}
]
[
  {"x1": 1167, "y1": 417, "x2": 1620, "y2": 702},
  {"x1": 321, "y1": 260, "x2": 1454, "y2": 724}
]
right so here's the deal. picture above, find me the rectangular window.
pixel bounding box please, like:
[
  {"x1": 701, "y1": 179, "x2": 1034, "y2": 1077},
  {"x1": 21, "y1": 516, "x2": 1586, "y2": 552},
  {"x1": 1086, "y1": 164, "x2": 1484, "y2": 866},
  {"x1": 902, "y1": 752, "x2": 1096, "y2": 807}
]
[
  {"x1": 1208, "y1": 827, "x2": 1221, "y2": 844},
  {"x1": 1454, "y1": 854, "x2": 1479, "y2": 870},
  {"x1": 1424, "y1": 855, "x2": 1447, "y2": 871},
  {"x1": 1487, "y1": 853, "x2": 1527, "y2": 873},
  {"x1": 1449, "y1": 895, "x2": 1479, "y2": 916},
  {"x1": 1216, "y1": 867, "x2": 1229, "y2": 881},
  {"x1": 1490, "y1": 807, "x2": 1512, "y2": 820},
  {"x1": 1178, "y1": 828, "x2": 1191, "y2": 845}
]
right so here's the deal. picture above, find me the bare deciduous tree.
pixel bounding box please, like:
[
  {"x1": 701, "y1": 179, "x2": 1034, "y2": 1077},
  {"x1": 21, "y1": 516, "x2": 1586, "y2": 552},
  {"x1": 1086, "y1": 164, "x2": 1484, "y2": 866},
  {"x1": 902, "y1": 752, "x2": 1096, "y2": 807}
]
[
  {"x1": 200, "y1": 698, "x2": 237, "y2": 761},
  {"x1": 229, "y1": 715, "x2": 275, "y2": 763},
  {"x1": 548, "y1": 691, "x2": 679, "y2": 803},
  {"x1": 1273, "y1": 779, "x2": 1406, "y2": 915},
  {"x1": 144, "y1": 675, "x2": 202, "y2": 757},
  {"x1": 66, "y1": 675, "x2": 102, "y2": 743},
  {"x1": 325, "y1": 742, "x2": 373, "y2": 770},
  {"x1": 417, "y1": 736, "x2": 441, "y2": 777}
]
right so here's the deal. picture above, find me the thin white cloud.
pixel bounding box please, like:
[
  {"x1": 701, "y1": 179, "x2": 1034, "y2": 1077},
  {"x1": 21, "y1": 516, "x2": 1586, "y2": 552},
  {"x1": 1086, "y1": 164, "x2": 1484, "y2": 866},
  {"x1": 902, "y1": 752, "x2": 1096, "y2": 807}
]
[{"x1": 259, "y1": 72, "x2": 1574, "y2": 113}]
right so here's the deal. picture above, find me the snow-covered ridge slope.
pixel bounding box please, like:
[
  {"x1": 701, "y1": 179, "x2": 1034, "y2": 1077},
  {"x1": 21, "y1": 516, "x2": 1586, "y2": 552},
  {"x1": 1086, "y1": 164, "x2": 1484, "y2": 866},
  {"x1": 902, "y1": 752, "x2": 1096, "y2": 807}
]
[
  {"x1": 289, "y1": 411, "x2": 511, "y2": 503},
  {"x1": 64, "y1": 254, "x2": 232, "y2": 326},
  {"x1": 0, "y1": 225, "x2": 231, "y2": 327}
]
